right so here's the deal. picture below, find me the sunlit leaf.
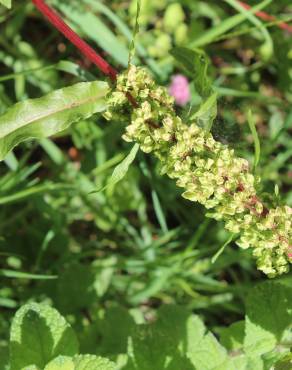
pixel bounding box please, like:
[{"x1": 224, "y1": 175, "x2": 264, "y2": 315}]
[
  {"x1": 10, "y1": 303, "x2": 79, "y2": 370},
  {"x1": 0, "y1": 81, "x2": 109, "y2": 161},
  {"x1": 0, "y1": 0, "x2": 11, "y2": 9}
]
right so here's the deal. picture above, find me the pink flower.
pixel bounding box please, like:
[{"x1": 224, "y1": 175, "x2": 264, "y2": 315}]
[{"x1": 169, "y1": 74, "x2": 191, "y2": 106}]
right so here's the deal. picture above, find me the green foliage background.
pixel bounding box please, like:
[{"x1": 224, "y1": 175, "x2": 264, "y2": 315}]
[{"x1": 0, "y1": 0, "x2": 291, "y2": 369}]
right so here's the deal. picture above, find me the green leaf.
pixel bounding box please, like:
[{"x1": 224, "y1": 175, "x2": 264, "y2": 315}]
[
  {"x1": 192, "y1": 92, "x2": 217, "y2": 132},
  {"x1": 99, "y1": 307, "x2": 135, "y2": 355},
  {"x1": 45, "y1": 355, "x2": 116, "y2": 370},
  {"x1": 247, "y1": 109, "x2": 261, "y2": 170},
  {"x1": 0, "y1": 269, "x2": 57, "y2": 280},
  {"x1": 244, "y1": 282, "x2": 292, "y2": 356},
  {"x1": 220, "y1": 321, "x2": 245, "y2": 350},
  {"x1": 56, "y1": 263, "x2": 98, "y2": 314},
  {"x1": 189, "y1": 0, "x2": 272, "y2": 48},
  {"x1": 55, "y1": 2, "x2": 130, "y2": 66},
  {"x1": 128, "y1": 0, "x2": 141, "y2": 65},
  {"x1": 170, "y1": 47, "x2": 212, "y2": 97},
  {"x1": 0, "y1": 0, "x2": 11, "y2": 9},
  {"x1": 127, "y1": 305, "x2": 227, "y2": 370},
  {"x1": 224, "y1": 0, "x2": 273, "y2": 61},
  {"x1": 10, "y1": 303, "x2": 79, "y2": 370},
  {"x1": 0, "y1": 81, "x2": 109, "y2": 161},
  {"x1": 94, "y1": 143, "x2": 140, "y2": 193}
]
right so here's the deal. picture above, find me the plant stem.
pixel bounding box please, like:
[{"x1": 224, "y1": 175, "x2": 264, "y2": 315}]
[
  {"x1": 31, "y1": 0, "x2": 118, "y2": 81},
  {"x1": 238, "y1": 1, "x2": 292, "y2": 33}
]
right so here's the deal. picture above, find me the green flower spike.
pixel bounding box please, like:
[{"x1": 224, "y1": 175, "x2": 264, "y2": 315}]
[{"x1": 106, "y1": 65, "x2": 292, "y2": 278}]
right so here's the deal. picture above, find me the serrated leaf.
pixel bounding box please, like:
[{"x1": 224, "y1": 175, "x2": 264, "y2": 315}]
[
  {"x1": 0, "y1": 81, "x2": 109, "y2": 161},
  {"x1": 55, "y1": 2, "x2": 130, "y2": 66},
  {"x1": 220, "y1": 321, "x2": 245, "y2": 351},
  {"x1": 10, "y1": 303, "x2": 79, "y2": 370},
  {"x1": 44, "y1": 356, "x2": 74, "y2": 370},
  {"x1": 127, "y1": 305, "x2": 227, "y2": 370},
  {"x1": 56, "y1": 263, "x2": 97, "y2": 314},
  {"x1": 0, "y1": 0, "x2": 11, "y2": 9},
  {"x1": 244, "y1": 282, "x2": 292, "y2": 356},
  {"x1": 99, "y1": 306, "x2": 135, "y2": 355},
  {"x1": 188, "y1": 331, "x2": 228, "y2": 370},
  {"x1": 45, "y1": 355, "x2": 116, "y2": 370}
]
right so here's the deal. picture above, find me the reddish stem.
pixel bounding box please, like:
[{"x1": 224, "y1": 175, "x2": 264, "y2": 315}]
[
  {"x1": 238, "y1": 1, "x2": 292, "y2": 33},
  {"x1": 32, "y1": 0, "x2": 118, "y2": 81}
]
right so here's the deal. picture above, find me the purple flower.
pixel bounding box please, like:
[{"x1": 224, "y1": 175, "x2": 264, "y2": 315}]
[{"x1": 169, "y1": 74, "x2": 191, "y2": 106}]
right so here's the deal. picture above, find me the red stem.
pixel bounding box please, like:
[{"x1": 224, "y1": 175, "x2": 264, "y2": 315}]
[
  {"x1": 238, "y1": 1, "x2": 292, "y2": 33},
  {"x1": 32, "y1": 0, "x2": 118, "y2": 81}
]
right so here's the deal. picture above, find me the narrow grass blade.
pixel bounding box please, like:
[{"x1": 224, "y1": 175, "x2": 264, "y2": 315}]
[
  {"x1": 190, "y1": 0, "x2": 272, "y2": 48},
  {"x1": 211, "y1": 234, "x2": 235, "y2": 264},
  {"x1": 247, "y1": 109, "x2": 261, "y2": 170},
  {"x1": 92, "y1": 144, "x2": 140, "y2": 193},
  {"x1": 224, "y1": 0, "x2": 273, "y2": 60},
  {"x1": 0, "y1": 269, "x2": 57, "y2": 280}
]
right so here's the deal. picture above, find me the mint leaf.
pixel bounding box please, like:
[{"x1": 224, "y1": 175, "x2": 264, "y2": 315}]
[
  {"x1": 127, "y1": 305, "x2": 228, "y2": 370},
  {"x1": 99, "y1": 306, "x2": 135, "y2": 355},
  {"x1": 10, "y1": 303, "x2": 79, "y2": 369},
  {"x1": 45, "y1": 355, "x2": 116, "y2": 370},
  {"x1": 188, "y1": 331, "x2": 228, "y2": 370},
  {"x1": 244, "y1": 282, "x2": 292, "y2": 356}
]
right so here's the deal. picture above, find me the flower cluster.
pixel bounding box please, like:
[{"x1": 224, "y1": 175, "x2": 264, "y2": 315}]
[{"x1": 106, "y1": 65, "x2": 292, "y2": 277}]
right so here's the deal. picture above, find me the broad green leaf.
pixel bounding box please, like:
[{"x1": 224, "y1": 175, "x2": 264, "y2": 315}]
[
  {"x1": 170, "y1": 47, "x2": 212, "y2": 97},
  {"x1": 0, "y1": 81, "x2": 109, "y2": 161},
  {"x1": 94, "y1": 143, "x2": 140, "y2": 193},
  {"x1": 99, "y1": 307, "x2": 135, "y2": 355},
  {"x1": 45, "y1": 355, "x2": 116, "y2": 370},
  {"x1": 0, "y1": 0, "x2": 11, "y2": 9},
  {"x1": 244, "y1": 282, "x2": 292, "y2": 356},
  {"x1": 56, "y1": 263, "x2": 98, "y2": 314},
  {"x1": 10, "y1": 303, "x2": 79, "y2": 370},
  {"x1": 188, "y1": 331, "x2": 228, "y2": 370},
  {"x1": 220, "y1": 321, "x2": 245, "y2": 351},
  {"x1": 247, "y1": 109, "x2": 261, "y2": 170},
  {"x1": 0, "y1": 183, "x2": 74, "y2": 205},
  {"x1": 211, "y1": 234, "x2": 235, "y2": 264},
  {"x1": 127, "y1": 305, "x2": 227, "y2": 370}
]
